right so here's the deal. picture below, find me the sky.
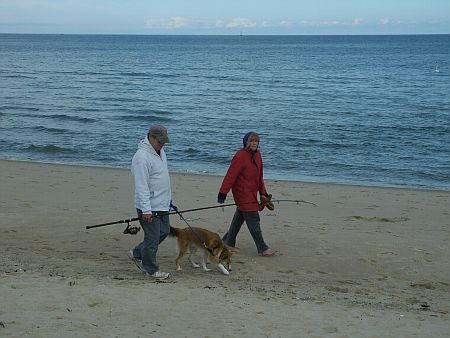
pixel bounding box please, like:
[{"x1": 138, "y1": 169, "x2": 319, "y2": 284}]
[{"x1": 1, "y1": 0, "x2": 450, "y2": 35}]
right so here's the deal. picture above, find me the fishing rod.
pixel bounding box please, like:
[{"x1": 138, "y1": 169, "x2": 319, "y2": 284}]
[
  {"x1": 85, "y1": 199, "x2": 316, "y2": 230},
  {"x1": 272, "y1": 199, "x2": 317, "y2": 207}
]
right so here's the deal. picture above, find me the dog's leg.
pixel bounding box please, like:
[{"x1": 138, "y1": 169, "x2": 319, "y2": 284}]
[
  {"x1": 175, "y1": 240, "x2": 189, "y2": 271},
  {"x1": 175, "y1": 251, "x2": 184, "y2": 271},
  {"x1": 188, "y1": 245, "x2": 200, "y2": 268},
  {"x1": 217, "y1": 263, "x2": 230, "y2": 275},
  {"x1": 201, "y1": 251, "x2": 212, "y2": 272}
]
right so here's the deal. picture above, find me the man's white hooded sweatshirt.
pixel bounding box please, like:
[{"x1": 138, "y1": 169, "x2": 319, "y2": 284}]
[{"x1": 131, "y1": 137, "x2": 171, "y2": 214}]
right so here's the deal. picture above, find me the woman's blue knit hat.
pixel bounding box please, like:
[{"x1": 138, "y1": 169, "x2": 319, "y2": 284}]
[{"x1": 243, "y1": 131, "x2": 254, "y2": 147}]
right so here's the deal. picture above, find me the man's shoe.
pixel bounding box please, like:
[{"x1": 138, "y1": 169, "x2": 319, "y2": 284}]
[{"x1": 149, "y1": 271, "x2": 170, "y2": 280}]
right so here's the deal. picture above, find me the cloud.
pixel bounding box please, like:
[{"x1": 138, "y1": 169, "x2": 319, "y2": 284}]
[
  {"x1": 144, "y1": 16, "x2": 259, "y2": 30},
  {"x1": 167, "y1": 17, "x2": 188, "y2": 28},
  {"x1": 279, "y1": 20, "x2": 294, "y2": 27},
  {"x1": 258, "y1": 20, "x2": 293, "y2": 28},
  {"x1": 299, "y1": 20, "x2": 342, "y2": 27},
  {"x1": 145, "y1": 17, "x2": 188, "y2": 29},
  {"x1": 226, "y1": 17, "x2": 257, "y2": 28},
  {"x1": 143, "y1": 15, "x2": 424, "y2": 32},
  {"x1": 214, "y1": 19, "x2": 225, "y2": 28},
  {"x1": 379, "y1": 17, "x2": 391, "y2": 25}
]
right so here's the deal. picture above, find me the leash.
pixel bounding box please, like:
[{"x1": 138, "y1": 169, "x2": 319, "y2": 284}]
[{"x1": 170, "y1": 204, "x2": 215, "y2": 255}]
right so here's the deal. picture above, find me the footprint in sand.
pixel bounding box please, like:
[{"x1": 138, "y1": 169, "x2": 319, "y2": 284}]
[
  {"x1": 410, "y1": 282, "x2": 435, "y2": 290},
  {"x1": 322, "y1": 326, "x2": 339, "y2": 334},
  {"x1": 337, "y1": 279, "x2": 361, "y2": 286},
  {"x1": 325, "y1": 285, "x2": 349, "y2": 293},
  {"x1": 87, "y1": 301, "x2": 103, "y2": 308},
  {"x1": 277, "y1": 269, "x2": 296, "y2": 274},
  {"x1": 376, "y1": 274, "x2": 388, "y2": 281},
  {"x1": 347, "y1": 215, "x2": 409, "y2": 223},
  {"x1": 378, "y1": 251, "x2": 397, "y2": 256}
]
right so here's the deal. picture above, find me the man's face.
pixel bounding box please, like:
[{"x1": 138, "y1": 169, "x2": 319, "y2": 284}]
[{"x1": 150, "y1": 136, "x2": 165, "y2": 151}]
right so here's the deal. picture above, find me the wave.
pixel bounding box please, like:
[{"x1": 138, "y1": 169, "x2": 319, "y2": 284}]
[
  {"x1": 40, "y1": 114, "x2": 97, "y2": 123},
  {"x1": 32, "y1": 126, "x2": 69, "y2": 134},
  {"x1": 76, "y1": 107, "x2": 103, "y2": 112},
  {"x1": 0, "y1": 105, "x2": 40, "y2": 112},
  {"x1": 96, "y1": 97, "x2": 139, "y2": 103},
  {"x1": 118, "y1": 71, "x2": 150, "y2": 77},
  {"x1": 118, "y1": 114, "x2": 172, "y2": 122},
  {"x1": 1, "y1": 74, "x2": 37, "y2": 79},
  {"x1": 0, "y1": 108, "x2": 97, "y2": 123},
  {"x1": 24, "y1": 144, "x2": 76, "y2": 154},
  {"x1": 53, "y1": 70, "x2": 108, "y2": 76},
  {"x1": 364, "y1": 124, "x2": 450, "y2": 134}
]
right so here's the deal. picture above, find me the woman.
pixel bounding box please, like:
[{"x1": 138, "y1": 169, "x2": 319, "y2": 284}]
[{"x1": 217, "y1": 131, "x2": 276, "y2": 256}]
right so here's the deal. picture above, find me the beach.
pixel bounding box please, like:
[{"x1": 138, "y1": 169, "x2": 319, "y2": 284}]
[{"x1": 1, "y1": 159, "x2": 449, "y2": 337}]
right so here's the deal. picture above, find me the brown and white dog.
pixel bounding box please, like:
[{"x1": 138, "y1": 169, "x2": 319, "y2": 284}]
[{"x1": 169, "y1": 226, "x2": 235, "y2": 275}]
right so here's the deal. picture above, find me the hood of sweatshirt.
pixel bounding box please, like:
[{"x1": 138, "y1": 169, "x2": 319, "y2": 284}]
[{"x1": 138, "y1": 137, "x2": 160, "y2": 156}]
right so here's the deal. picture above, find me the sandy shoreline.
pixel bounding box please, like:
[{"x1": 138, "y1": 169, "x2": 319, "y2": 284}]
[{"x1": 1, "y1": 159, "x2": 449, "y2": 337}]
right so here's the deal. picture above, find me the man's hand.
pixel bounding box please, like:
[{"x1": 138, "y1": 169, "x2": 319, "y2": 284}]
[{"x1": 142, "y1": 214, "x2": 153, "y2": 222}]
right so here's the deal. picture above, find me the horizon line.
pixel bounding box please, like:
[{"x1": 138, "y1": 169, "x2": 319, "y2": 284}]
[{"x1": 1, "y1": 32, "x2": 449, "y2": 36}]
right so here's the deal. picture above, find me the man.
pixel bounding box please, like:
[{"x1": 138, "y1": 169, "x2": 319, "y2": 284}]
[{"x1": 129, "y1": 125, "x2": 172, "y2": 280}]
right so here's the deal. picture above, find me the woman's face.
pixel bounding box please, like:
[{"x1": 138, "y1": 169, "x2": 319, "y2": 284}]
[{"x1": 248, "y1": 137, "x2": 259, "y2": 151}]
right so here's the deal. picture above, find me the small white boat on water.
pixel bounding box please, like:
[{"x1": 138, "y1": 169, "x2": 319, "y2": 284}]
[{"x1": 433, "y1": 61, "x2": 440, "y2": 73}]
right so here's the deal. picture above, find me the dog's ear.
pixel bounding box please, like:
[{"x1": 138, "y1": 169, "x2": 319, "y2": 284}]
[
  {"x1": 209, "y1": 239, "x2": 222, "y2": 255},
  {"x1": 219, "y1": 247, "x2": 232, "y2": 260}
]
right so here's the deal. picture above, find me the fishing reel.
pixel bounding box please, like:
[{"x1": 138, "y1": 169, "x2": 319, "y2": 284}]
[{"x1": 123, "y1": 221, "x2": 140, "y2": 235}]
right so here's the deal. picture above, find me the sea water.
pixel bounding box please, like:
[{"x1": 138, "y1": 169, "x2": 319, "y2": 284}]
[{"x1": 1, "y1": 34, "x2": 449, "y2": 189}]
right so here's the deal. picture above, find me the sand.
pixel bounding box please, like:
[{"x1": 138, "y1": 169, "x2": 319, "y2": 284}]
[{"x1": 0, "y1": 159, "x2": 449, "y2": 337}]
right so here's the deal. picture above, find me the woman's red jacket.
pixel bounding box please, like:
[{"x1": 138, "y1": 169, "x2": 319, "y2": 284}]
[{"x1": 219, "y1": 148, "x2": 267, "y2": 212}]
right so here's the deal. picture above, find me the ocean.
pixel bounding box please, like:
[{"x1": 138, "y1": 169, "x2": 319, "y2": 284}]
[{"x1": 1, "y1": 34, "x2": 449, "y2": 190}]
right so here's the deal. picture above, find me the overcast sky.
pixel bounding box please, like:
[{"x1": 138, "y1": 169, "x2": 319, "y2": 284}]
[{"x1": 1, "y1": 0, "x2": 449, "y2": 35}]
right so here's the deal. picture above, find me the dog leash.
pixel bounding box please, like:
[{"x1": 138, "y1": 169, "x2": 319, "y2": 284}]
[{"x1": 170, "y1": 203, "x2": 215, "y2": 256}]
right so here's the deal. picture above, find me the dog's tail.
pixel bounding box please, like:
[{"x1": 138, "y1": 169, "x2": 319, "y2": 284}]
[{"x1": 169, "y1": 226, "x2": 180, "y2": 237}]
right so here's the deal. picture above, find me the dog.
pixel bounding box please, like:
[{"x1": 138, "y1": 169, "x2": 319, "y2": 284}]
[{"x1": 169, "y1": 226, "x2": 235, "y2": 275}]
